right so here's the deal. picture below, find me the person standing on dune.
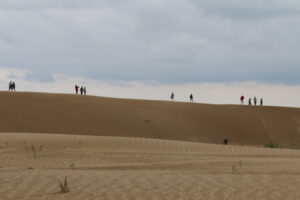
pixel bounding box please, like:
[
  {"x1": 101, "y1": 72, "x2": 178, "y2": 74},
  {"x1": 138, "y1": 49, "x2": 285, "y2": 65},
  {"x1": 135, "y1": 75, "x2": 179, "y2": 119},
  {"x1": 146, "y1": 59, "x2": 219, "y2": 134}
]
[
  {"x1": 80, "y1": 86, "x2": 84, "y2": 95},
  {"x1": 12, "y1": 82, "x2": 16, "y2": 91},
  {"x1": 83, "y1": 86, "x2": 86, "y2": 95},
  {"x1": 75, "y1": 85, "x2": 79, "y2": 94},
  {"x1": 254, "y1": 97, "x2": 257, "y2": 105},
  {"x1": 190, "y1": 94, "x2": 193, "y2": 102},
  {"x1": 170, "y1": 92, "x2": 174, "y2": 101},
  {"x1": 240, "y1": 95, "x2": 244, "y2": 104},
  {"x1": 8, "y1": 81, "x2": 12, "y2": 91},
  {"x1": 260, "y1": 98, "x2": 263, "y2": 106},
  {"x1": 248, "y1": 98, "x2": 252, "y2": 105}
]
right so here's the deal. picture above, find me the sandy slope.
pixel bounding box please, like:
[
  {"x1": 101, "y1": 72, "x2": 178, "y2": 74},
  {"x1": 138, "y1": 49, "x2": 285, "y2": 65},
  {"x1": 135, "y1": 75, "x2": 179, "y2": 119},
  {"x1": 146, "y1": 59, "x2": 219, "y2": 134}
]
[
  {"x1": 0, "y1": 92, "x2": 299, "y2": 147},
  {"x1": 1, "y1": 133, "x2": 300, "y2": 200},
  {"x1": 1, "y1": 92, "x2": 300, "y2": 199}
]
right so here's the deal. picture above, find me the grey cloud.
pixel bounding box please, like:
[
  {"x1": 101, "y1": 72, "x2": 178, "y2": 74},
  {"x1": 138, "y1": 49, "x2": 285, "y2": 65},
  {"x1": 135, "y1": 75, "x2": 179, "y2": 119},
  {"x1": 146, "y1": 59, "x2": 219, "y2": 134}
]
[
  {"x1": 190, "y1": 0, "x2": 300, "y2": 19},
  {"x1": 0, "y1": 0, "x2": 299, "y2": 83}
]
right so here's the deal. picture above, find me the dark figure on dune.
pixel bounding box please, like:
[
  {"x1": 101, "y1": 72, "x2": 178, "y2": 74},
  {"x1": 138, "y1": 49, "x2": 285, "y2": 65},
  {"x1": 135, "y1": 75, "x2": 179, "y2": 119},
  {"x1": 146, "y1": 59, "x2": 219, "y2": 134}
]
[
  {"x1": 9, "y1": 81, "x2": 16, "y2": 91},
  {"x1": 190, "y1": 94, "x2": 193, "y2": 102},
  {"x1": 223, "y1": 138, "x2": 229, "y2": 145},
  {"x1": 248, "y1": 98, "x2": 252, "y2": 105},
  {"x1": 80, "y1": 86, "x2": 84, "y2": 95},
  {"x1": 75, "y1": 85, "x2": 79, "y2": 94},
  {"x1": 170, "y1": 92, "x2": 174, "y2": 101},
  {"x1": 260, "y1": 98, "x2": 263, "y2": 106},
  {"x1": 240, "y1": 95, "x2": 244, "y2": 105},
  {"x1": 254, "y1": 97, "x2": 257, "y2": 106},
  {"x1": 83, "y1": 86, "x2": 86, "y2": 95},
  {"x1": 8, "y1": 81, "x2": 12, "y2": 91}
]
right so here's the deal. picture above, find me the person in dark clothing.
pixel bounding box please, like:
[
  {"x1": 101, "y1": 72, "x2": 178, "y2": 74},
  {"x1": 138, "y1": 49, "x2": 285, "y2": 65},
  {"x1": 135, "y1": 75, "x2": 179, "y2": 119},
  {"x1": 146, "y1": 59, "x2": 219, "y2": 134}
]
[
  {"x1": 190, "y1": 94, "x2": 193, "y2": 102},
  {"x1": 83, "y1": 86, "x2": 86, "y2": 95},
  {"x1": 260, "y1": 98, "x2": 263, "y2": 106},
  {"x1": 170, "y1": 92, "x2": 174, "y2": 101},
  {"x1": 11, "y1": 82, "x2": 15, "y2": 91},
  {"x1": 75, "y1": 85, "x2": 79, "y2": 94},
  {"x1": 80, "y1": 86, "x2": 83, "y2": 95},
  {"x1": 248, "y1": 98, "x2": 252, "y2": 105},
  {"x1": 224, "y1": 138, "x2": 229, "y2": 145},
  {"x1": 253, "y1": 97, "x2": 257, "y2": 105},
  {"x1": 8, "y1": 81, "x2": 12, "y2": 91}
]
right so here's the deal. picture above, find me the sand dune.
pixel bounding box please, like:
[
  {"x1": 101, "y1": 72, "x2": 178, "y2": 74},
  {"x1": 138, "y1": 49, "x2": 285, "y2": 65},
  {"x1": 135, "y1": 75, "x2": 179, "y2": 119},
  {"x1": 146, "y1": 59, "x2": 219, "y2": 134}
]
[
  {"x1": 0, "y1": 92, "x2": 299, "y2": 147},
  {"x1": 1, "y1": 92, "x2": 300, "y2": 199},
  {"x1": 1, "y1": 133, "x2": 300, "y2": 200}
]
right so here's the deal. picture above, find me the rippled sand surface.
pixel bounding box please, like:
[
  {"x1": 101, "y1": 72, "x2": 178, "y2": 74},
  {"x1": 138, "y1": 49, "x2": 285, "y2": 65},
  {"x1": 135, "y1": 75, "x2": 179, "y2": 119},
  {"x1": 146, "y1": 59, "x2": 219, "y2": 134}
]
[{"x1": 1, "y1": 133, "x2": 300, "y2": 200}]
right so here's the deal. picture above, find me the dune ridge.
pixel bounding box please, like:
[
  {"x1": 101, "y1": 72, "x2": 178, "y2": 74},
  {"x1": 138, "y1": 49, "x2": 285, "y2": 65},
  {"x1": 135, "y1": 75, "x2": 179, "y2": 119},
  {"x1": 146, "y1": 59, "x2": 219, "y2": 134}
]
[{"x1": 0, "y1": 91, "x2": 299, "y2": 147}]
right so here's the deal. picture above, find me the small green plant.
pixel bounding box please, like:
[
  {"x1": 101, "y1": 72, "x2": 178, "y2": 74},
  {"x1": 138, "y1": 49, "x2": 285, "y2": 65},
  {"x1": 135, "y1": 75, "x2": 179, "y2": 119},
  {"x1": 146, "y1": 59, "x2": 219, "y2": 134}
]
[
  {"x1": 59, "y1": 177, "x2": 70, "y2": 193},
  {"x1": 31, "y1": 145, "x2": 37, "y2": 158},
  {"x1": 264, "y1": 140, "x2": 280, "y2": 148},
  {"x1": 232, "y1": 165, "x2": 237, "y2": 173},
  {"x1": 238, "y1": 161, "x2": 242, "y2": 167},
  {"x1": 69, "y1": 163, "x2": 75, "y2": 169}
]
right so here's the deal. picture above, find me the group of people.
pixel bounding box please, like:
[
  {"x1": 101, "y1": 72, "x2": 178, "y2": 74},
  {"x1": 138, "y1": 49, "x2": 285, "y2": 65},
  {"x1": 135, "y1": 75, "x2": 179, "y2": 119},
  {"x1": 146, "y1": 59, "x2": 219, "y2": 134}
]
[
  {"x1": 8, "y1": 81, "x2": 16, "y2": 91},
  {"x1": 170, "y1": 92, "x2": 194, "y2": 102},
  {"x1": 75, "y1": 85, "x2": 87, "y2": 95},
  {"x1": 240, "y1": 95, "x2": 263, "y2": 106},
  {"x1": 170, "y1": 92, "x2": 264, "y2": 106}
]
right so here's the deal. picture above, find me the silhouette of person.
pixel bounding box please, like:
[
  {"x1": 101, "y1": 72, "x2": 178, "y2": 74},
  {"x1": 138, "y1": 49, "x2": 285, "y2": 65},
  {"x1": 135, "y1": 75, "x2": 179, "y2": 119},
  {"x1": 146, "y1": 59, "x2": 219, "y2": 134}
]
[
  {"x1": 80, "y1": 86, "x2": 83, "y2": 95},
  {"x1": 75, "y1": 85, "x2": 79, "y2": 94},
  {"x1": 83, "y1": 86, "x2": 86, "y2": 95},
  {"x1": 260, "y1": 98, "x2": 263, "y2": 106},
  {"x1": 170, "y1": 92, "x2": 174, "y2": 101},
  {"x1": 253, "y1": 97, "x2": 257, "y2": 105},
  {"x1": 8, "y1": 81, "x2": 12, "y2": 91},
  {"x1": 248, "y1": 98, "x2": 252, "y2": 105},
  {"x1": 12, "y1": 82, "x2": 16, "y2": 91},
  {"x1": 190, "y1": 94, "x2": 193, "y2": 102},
  {"x1": 240, "y1": 95, "x2": 244, "y2": 104},
  {"x1": 224, "y1": 138, "x2": 229, "y2": 145}
]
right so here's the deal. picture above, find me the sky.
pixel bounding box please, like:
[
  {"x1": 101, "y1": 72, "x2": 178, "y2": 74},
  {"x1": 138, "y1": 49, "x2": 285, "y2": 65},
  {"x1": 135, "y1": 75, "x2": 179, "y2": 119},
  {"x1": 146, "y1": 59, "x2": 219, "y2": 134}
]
[{"x1": 0, "y1": 1, "x2": 299, "y2": 107}]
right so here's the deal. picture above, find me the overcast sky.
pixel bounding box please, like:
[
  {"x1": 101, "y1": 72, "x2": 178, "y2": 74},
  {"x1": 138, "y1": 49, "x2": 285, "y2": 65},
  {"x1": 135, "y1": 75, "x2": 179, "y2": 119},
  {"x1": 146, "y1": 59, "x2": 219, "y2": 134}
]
[{"x1": 0, "y1": 1, "x2": 299, "y2": 107}]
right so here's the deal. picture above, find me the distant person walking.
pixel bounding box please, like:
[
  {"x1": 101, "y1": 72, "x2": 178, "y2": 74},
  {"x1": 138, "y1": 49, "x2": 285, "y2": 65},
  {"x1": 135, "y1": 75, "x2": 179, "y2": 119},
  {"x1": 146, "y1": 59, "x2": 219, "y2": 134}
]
[
  {"x1": 170, "y1": 92, "x2": 174, "y2": 101},
  {"x1": 190, "y1": 94, "x2": 193, "y2": 102},
  {"x1": 75, "y1": 85, "x2": 79, "y2": 94},
  {"x1": 248, "y1": 98, "x2": 252, "y2": 105},
  {"x1": 11, "y1": 82, "x2": 16, "y2": 91},
  {"x1": 8, "y1": 81, "x2": 12, "y2": 91},
  {"x1": 253, "y1": 97, "x2": 257, "y2": 105},
  {"x1": 223, "y1": 138, "x2": 229, "y2": 145},
  {"x1": 80, "y1": 86, "x2": 84, "y2": 95},
  {"x1": 83, "y1": 86, "x2": 86, "y2": 95},
  {"x1": 240, "y1": 95, "x2": 245, "y2": 104},
  {"x1": 260, "y1": 98, "x2": 263, "y2": 106}
]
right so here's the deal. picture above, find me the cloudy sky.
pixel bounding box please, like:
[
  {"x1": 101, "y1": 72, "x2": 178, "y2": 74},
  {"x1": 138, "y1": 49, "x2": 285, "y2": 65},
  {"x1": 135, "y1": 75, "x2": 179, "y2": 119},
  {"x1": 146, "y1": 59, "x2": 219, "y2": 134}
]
[{"x1": 0, "y1": 1, "x2": 299, "y2": 107}]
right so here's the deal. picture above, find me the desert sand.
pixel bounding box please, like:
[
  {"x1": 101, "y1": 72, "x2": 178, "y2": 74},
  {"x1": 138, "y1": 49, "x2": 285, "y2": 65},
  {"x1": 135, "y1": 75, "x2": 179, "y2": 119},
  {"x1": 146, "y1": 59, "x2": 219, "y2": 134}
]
[
  {"x1": 0, "y1": 92, "x2": 300, "y2": 199},
  {"x1": 0, "y1": 91, "x2": 299, "y2": 146}
]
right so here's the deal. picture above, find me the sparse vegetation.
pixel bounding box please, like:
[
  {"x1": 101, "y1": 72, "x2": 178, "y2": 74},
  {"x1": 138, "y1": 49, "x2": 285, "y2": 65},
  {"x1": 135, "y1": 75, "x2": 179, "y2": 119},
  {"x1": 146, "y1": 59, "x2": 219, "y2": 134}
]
[
  {"x1": 232, "y1": 165, "x2": 237, "y2": 173},
  {"x1": 31, "y1": 145, "x2": 37, "y2": 158},
  {"x1": 238, "y1": 160, "x2": 242, "y2": 167},
  {"x1": 264, "y1": 140, "x2": 280, "y2": 148},
  {"x1": 69, "y1": 163, "x2": 75, "y2": 169},
  {"x1": 59, "y1": 177, "x2": 70, "y2": 193},
  {"x1": 31, "y1": 144, "x2": 45, "y2": 158}
]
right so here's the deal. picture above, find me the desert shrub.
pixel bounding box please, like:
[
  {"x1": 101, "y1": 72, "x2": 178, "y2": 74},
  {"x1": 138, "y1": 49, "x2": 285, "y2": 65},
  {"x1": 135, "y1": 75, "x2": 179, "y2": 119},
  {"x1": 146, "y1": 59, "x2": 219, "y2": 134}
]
[
  {"x1": 59, "y1": 177, "x2": 70, "y2": 193},
  {"x1": 264, "y1": 140, "x2": 280, "y2": 148}
]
